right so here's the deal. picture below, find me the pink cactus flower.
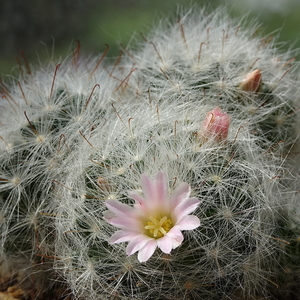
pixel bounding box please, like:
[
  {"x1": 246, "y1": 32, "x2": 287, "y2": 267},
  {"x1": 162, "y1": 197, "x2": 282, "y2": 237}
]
[
  {"x1": 103, "y1": 171, "x2": 200, "y2": 262},
  {"x1": 200, "y1": 107, "x2": 231, "y2": 141}
]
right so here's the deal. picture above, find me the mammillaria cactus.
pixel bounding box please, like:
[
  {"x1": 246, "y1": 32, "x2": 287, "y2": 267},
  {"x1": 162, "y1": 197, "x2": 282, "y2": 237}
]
[{"x1": 1, "y1": 7, "x2": 300, "y2": 300}]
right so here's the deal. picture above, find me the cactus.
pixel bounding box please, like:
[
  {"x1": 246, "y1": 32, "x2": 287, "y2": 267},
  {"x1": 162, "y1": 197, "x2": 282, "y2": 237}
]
[{"x1": 1, "y1": 7, "x2": 300, "y2": 300}]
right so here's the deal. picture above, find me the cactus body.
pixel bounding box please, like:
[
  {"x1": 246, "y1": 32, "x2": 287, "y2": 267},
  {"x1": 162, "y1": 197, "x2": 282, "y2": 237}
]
[{"x1": 1, "y1": 8, "x2": 300, "y2": 300}]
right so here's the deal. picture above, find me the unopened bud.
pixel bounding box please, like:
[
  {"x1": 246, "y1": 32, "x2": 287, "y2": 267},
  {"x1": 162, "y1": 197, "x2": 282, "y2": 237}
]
[
  {"x1": 199, "y1": 107, "x2": 231, "y2": 141},
  {"x1": 239, "y1": 69, "x2": 262, "y2": 92}
]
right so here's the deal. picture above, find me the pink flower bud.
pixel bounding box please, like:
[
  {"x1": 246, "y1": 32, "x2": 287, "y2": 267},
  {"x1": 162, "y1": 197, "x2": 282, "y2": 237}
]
[
  {"x1": 200, "y1": 107, "x2": 231, "y2": 141},
  {"x1": 239, "y1": 69, "x2": 262, "y2": 92}
]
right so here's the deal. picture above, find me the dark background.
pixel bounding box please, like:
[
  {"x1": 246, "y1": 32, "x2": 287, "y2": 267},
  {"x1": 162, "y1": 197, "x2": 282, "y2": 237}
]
[{"x1": 1, "y1": 0, "x2": 299, "y2": 76}]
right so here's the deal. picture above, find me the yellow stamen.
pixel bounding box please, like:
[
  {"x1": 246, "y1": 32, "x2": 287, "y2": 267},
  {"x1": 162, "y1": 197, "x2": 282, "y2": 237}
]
[{"x1": 145, "y1": 215, "x2": 173, "y2": 238}]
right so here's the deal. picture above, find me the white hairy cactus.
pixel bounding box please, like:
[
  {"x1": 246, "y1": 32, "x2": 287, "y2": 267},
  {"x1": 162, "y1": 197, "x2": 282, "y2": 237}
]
[{"x1": 0, "y1": 7, "x2": 300, "y2": 300}]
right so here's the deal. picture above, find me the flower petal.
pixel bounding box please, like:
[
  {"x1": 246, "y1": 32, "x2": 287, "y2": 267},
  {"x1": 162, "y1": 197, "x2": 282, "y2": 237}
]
[
  {"x1": 157, "y1": 235, "x2": 172, "y2": 254},
  {"x1": 108, "y1": 215, "x2": 143, "y2": 230},
  {"x1": 176, "y1": 215, "x2": 200, "y2": 230},
  {"x1": 141, "y1": 173, "x2": 157, "y2": 202},
  {"x1": 173, "y1": 197, "x2": 200, "y2": 222},
  {"x1": 170, "y1": 182, "x2": 191, "y2": 209},
  {"x1": 126, "y1": 234, "x2": 152, "y2": 256},
  {"x1": 154, "y1": 171, "x2": 168, "y2": 205},
  {"x1": 128, "y1": 191, "x2": 148, "y2": 213},
  {"x1": 167, "y1": 226, "x2": 184, "y2": 249},
  {"x1": 137, "y1": 239, "x2": 157, "y2": 262},
  {"x1": 109, "y1": 230, "x2": 138, "y2": 244},
  {"x1": 106, "y1": 199, "x2": 136, "y2": 217}
]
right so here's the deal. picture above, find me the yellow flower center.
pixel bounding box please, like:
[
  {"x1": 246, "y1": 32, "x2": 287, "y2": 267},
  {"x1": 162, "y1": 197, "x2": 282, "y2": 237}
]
[{"x1": 144, "y1": 216, "x2": 173, "y2": 239}]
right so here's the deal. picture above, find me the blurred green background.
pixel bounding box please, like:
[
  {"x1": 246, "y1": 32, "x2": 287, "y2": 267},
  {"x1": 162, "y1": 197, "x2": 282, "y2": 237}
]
[{"x1": 1, "y1": 0, "x2": 300, "y2": 76}]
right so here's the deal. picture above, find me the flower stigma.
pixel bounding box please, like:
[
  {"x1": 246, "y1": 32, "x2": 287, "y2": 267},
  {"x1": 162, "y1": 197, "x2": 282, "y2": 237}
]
[{"x1": 145, "y1": 215, "x2": 173, "y2": 238}]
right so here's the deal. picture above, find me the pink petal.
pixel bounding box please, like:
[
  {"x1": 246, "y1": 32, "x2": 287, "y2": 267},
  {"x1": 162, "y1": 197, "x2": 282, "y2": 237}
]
[
  {"x1": 167, "y1": 226, "x2": 184, "y2": 248},
  {"x1": 170, "y1": 182, "x2": 191, "y2": 210},
  {"x1": 176, "y1": 215, "x2": 200, "y2": 230},
  {"x1": 128, "y1": 191, "x2": 148, "y2": 213},
  {"x1": 126, "y1": 234, "x2": 152, "y2": 256},
  {"x1": 106, "y1": 199, "x2": 136, "y2": 217},
  {"x1": 154, "y1": 171, "x2": 168, "y2": 205},
  {"x1": 173, "y1": 197, "x2": 200, "y2": 222},
  {"x1": 137, "y1": 239, "x2": 157, "y2": 262},
  {"x1": 108, "y1": 216, "x2": 143, "y2": 230},
  {"x1": 141, "y1": 173, "x2": 156, "y2": 202},
  {"x1": 109, "y1": 230, "x2": 138, "y2": 244},
  {"x1": 157, "y1": 235, "x2": 172, "y2": 254}
]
